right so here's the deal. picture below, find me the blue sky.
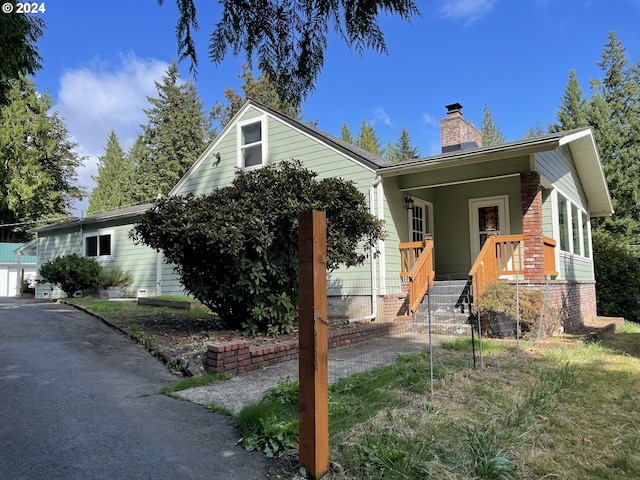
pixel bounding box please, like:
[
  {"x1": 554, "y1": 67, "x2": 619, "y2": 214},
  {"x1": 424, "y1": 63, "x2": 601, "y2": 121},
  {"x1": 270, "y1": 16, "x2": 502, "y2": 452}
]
[{"x1": 31, "y1": 0, "x2": 640, "y2": 215}]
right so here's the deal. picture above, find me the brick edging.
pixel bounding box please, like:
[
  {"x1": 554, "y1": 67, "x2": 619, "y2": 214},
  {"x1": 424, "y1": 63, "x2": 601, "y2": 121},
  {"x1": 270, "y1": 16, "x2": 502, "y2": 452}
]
[{"x1": 204, "y1": 318, "x2": 412, "y2": 374}]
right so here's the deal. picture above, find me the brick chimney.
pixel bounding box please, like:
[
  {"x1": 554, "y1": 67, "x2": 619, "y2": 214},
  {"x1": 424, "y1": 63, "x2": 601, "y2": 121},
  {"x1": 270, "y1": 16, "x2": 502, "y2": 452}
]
[{"x1": 440, "y1": 103, "x2": 482, "y2": 153}]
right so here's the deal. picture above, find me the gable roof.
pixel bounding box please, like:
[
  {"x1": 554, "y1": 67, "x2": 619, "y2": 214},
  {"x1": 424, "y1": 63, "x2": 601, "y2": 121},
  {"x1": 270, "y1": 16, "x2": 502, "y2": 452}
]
[
  {"x1": 170, "y1": 100, "x2": 392, "y2": 195},
  {"x1": 379, "y1": 127, "x2": 613, "y2": 217},
  {"x1": 29, "y1": 203, "x2": 154, "y2": 234}
]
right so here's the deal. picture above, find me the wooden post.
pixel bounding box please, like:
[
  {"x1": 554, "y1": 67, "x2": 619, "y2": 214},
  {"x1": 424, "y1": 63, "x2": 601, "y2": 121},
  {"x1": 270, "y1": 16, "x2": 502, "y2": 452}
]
[{"x1": 298, "y1": 210, "x2": 329, "y2": 479}]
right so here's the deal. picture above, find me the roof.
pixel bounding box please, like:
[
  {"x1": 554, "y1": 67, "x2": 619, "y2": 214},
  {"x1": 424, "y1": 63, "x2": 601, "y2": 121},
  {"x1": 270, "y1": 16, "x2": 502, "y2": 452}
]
[
  {"x1": 379, "y1": 127, "x2": 613, "y2": 217},
  {"x1": 249, "y1": 100, "x2": 394, "y2": 169},
  {"x1": 29, "y1": 203, "x2": 154, "y2": 234},
  {"x1": 0, "y1": 243, "x2": 37, "y2": 264},
  {"x1": 171, "y1": 100, "x2": 393, "y2": 195}
]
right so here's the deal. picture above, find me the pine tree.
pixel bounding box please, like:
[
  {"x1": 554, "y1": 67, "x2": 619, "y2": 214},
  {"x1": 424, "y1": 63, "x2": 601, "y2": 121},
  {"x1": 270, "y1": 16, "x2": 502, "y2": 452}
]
[
  {"x1": 357, "y1": 121, "x2": 382, "y2": 156},
  {"x1": 167, "y1": 0, "x2": 419, "y2": 105},
  {"x1": 587, "y1": 32, "x2": 640, "y2": 241},
  {"x1": 87, "y1": 131, "x2": 136, "y2": 215},
  {"x1": 0, "y1": 10, "x2": 44, "y2": 105},
  {"x1": 523, "y1": 123, "x2": 548, "y2": 139},
  {"x1": 134, "y1": 61, "x2": 212, "y2": 202},
  {"x1": 341, "y1": 123, "x2": 355, "y2": 144},
  {"x1": 550, "y1": 70, "x2": 589, "y2": 132},
  {"x1": 386, "y1": 125, "x2": 420, "y2": 162},
  {"x1": 211, "y1": 64, "x2": 303, "y2": 130},
  {"x1": 481, "y1": 104, "x2": 505, "y2": 146},
  {"x1": 0, "y1": 76, "x2": 85, "y2": 241}
]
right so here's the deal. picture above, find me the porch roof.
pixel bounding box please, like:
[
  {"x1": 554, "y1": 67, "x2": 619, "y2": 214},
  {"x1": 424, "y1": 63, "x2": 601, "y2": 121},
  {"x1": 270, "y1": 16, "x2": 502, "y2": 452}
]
[{"x1": 378, "y1": 127, "x2": 613, "y2": 217}]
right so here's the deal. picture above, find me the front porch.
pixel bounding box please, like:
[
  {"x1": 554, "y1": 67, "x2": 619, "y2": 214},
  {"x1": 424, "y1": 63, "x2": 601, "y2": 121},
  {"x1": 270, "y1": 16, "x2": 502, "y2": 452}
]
[{"x1": 399, "y1": 233, "x2": 558, "y2": 315}]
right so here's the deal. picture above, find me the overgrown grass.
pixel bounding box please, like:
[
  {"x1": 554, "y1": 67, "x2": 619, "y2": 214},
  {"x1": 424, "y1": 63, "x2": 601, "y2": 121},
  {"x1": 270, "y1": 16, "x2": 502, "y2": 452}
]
[{"x1": 240, "y1": 324, "x2": 640, "y2": 479}]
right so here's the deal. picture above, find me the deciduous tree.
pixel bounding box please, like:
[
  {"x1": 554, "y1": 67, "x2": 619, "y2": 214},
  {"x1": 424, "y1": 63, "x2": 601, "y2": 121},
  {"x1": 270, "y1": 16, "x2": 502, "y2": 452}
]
[{"x1": 131, "y1": 160, "x2": 384, "y2": 336}]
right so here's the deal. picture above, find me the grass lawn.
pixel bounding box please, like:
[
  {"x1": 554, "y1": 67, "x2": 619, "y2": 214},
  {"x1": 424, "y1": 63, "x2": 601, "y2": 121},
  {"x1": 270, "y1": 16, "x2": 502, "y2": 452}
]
[
  {"x1": 242, "y1": 322, "x2": 640, "y2": 479},
  {"x1": 63, "y1": 298, "x2": 639, "y2": 478}
]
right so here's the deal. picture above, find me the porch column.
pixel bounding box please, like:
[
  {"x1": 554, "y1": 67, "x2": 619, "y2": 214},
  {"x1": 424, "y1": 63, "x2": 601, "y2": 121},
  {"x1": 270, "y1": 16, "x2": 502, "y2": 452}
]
[{"x1": 521, "y1": 172, "x2": 544, "y2": 281}]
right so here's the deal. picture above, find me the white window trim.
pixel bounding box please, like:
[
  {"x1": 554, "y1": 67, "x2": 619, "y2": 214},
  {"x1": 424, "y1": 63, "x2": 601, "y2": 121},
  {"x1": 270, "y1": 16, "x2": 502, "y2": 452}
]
[
  {"x1": 468, "y1": 195, "x2": 510, "y2": 261},
  {"x1": 407, "y1": 198, "x2": 434, "y2": 242},
  {"x1": 555, "y1": 190, "x2": 591, "y2": 260},
  {"x1": 236, "y1": 115, "x2": 268, "y2": 170},
  {"x1": 83, "y1": 229, "x2": 114, "y2": 259}
]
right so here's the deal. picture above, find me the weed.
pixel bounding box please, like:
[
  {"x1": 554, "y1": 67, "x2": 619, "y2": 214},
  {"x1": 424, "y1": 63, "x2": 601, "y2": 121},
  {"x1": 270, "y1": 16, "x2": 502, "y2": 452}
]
[{"x1": 159, "y1": 372, "x2": 231, "y2": 394}]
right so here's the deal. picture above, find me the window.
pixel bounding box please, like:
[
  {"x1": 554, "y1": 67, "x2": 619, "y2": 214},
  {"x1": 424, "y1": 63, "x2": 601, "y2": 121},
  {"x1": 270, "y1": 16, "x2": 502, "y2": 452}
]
[
  {"x1": 557, "y1": 193, "x2": 590, "y2": 258},
  {"x1": 571, "y1": 204, "x2": 581, "y2": 255},
  {"x1": 558, "y1": 197, "x2": 569, "y2": 252},
  {"x1": 582, "y1": 215, "x2": 591, "y2": 258},
  {"x1": 238, "y1": 117, "x2": 266, "y2": 169},
  {"x1": 85, "y1": 233, "x2": 111, "y2": 257}
]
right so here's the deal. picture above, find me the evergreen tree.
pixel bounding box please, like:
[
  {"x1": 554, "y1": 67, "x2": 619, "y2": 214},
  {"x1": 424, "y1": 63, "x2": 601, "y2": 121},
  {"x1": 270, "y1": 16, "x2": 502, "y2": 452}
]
[
  {"x1": 0, "y1": 76, "x2": 85, "y2": 241},
  {"x1": 587, "y1": 32, "x2": 640, "y2": 241},
  {"x1": 134, "y1": 61, "x2": 212, "y2": 202},
  {"x1": 386, "y1": 125, "x2": 420, "y2": 162},
  {"x1": 550, "y1": 70, "x2": 589, "y2": 132},
  {"x1": 341, "y1": 123, "x2": 355, "y2": 144},
  {"x1": 357, "y1": 121, "x2": 382, "y2": 156},
  {"x1": 522, "y1": 124, "x2": 548, "y2": 139},
  {"x1": 0, "y1": 7, "x2": 44, "y2": 105},
  {"x1": 481, "y1": 104, "x2": 505, "y2": 146},
  {"x1": 87, "y1": 131, "x2": 136, "y2": 215},
  {"x1": 211, "y1": 64, "x2": 303, "y2": 130},
  {"x1": 165, "y1": 0, "x2": 419, "y2": 104}
]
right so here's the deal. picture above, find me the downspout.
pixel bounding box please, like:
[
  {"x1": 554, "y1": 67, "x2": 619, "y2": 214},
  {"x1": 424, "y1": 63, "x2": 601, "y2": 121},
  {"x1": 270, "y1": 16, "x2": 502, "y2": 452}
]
[{"x1": 347, "y1": 175, "x2": 382, "y2": 323}]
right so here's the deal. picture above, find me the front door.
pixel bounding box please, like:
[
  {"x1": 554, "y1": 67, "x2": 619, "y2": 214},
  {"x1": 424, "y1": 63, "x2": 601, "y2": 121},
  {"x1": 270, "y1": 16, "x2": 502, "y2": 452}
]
[{"x1": 469, "y1": 196, "x2": 510, "y2": 261}]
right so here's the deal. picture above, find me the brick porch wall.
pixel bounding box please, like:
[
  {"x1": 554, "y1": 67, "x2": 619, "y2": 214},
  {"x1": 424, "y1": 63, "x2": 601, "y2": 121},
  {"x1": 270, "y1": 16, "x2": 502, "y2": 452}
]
[
  {"x1": 205, "y1": 318, "x2": 412, "y2": 374},
  {"x1": 506, "y1": 280, "x2": 597, "y2": 333}
]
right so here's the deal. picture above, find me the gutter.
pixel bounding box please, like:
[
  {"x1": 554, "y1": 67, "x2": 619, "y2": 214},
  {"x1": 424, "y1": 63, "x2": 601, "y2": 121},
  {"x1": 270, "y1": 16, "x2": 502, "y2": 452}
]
[{"x1": 347, "y1": 175, "x2": 382, "y2": 323}]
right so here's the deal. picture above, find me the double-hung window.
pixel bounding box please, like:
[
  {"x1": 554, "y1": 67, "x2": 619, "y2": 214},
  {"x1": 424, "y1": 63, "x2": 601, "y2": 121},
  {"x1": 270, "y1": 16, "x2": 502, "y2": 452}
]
[
  {"x1": 238, "y1": 117, "x2": 266, "y2": 169},
  {"x1": 85, "y1": 232, "x2": 112, "y2": 258}
]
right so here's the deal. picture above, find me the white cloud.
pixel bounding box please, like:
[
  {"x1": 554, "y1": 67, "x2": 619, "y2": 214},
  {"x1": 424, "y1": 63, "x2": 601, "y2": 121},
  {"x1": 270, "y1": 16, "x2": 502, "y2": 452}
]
[
  {"x1": 370, "y1": 107, "x2": 392, "y2": 127},
  {"x1": 422, "y1": 113, "x2": 439, "y2": 128},
  {"x1": 440, "y1": 0, "x2": 497, "y2": 24},
  {"x1": 54, "y1": 53, "x2": 169, "y2": 215}
]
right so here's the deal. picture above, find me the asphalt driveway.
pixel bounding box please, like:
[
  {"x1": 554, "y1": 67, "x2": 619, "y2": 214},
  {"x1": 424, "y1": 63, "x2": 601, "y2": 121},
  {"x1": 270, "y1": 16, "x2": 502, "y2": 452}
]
[{"x1": 0, "y1": 297, "x2": 268, "y2": 479}]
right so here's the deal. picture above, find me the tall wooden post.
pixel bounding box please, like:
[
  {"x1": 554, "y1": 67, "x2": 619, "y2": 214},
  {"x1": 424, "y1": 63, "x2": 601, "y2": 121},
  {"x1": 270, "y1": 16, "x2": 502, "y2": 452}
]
[{"x1": 298, "y1": 210, "x2": 329, "y2": 479}]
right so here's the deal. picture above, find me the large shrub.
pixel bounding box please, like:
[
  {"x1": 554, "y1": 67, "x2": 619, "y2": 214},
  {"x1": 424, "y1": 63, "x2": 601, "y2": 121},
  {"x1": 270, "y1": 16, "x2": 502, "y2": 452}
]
[
  {"x1": 477, "y1": 282, "x2": 558, "y2": 338},
  {"x1": 131, "y1": 160, "x2": 385, "y2": 335},
  {"x1": 593, "y1": 230, "x2": 640, "y2": 322},
  {"x1": 39, "y1": 254, "x2": 102, "y2": 297}
]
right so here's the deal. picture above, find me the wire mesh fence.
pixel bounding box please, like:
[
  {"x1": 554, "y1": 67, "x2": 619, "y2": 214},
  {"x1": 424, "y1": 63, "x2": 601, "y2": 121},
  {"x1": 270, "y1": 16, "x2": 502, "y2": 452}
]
[{"x1": 323, "y1": 274, "x2": 562, "y2": 443}]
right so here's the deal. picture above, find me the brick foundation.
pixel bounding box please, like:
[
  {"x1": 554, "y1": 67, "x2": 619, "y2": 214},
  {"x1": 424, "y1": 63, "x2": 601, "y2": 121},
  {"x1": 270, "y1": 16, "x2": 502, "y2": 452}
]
[
  {"x1": 205, "y1": 318, "x2": 411, "y2": 374},
  {"x1": 505, "y1": 279, "x2": 597, "y2": 333}
]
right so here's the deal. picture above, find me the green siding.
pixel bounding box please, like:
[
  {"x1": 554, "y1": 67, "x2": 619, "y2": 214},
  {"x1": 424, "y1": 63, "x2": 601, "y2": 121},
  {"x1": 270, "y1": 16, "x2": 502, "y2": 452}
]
[
  {"x1": 558, "y1": 253, "x2": 594, "y2": 280},
  {"x1": 34, "y1": 218, "x2": 182, "y2": 299},
  {"x1": 536, "y1": 147, "x2": 588, "y2": 209},
  {"x1": 174, "y1": 105, "x2": 379, "y2": 289}
]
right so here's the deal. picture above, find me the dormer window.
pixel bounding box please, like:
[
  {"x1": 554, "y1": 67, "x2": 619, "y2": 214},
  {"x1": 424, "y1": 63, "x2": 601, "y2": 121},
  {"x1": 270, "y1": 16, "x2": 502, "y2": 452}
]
[{"x1": 238, "y1": 116, "x2": 267, "y2": 169}]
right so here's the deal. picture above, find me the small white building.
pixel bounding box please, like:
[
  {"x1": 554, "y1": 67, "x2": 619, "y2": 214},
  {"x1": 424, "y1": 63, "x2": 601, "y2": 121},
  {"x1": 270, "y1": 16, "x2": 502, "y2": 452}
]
[{"x1": 0, "y1": 241, "x2": 37, "y2": 297}]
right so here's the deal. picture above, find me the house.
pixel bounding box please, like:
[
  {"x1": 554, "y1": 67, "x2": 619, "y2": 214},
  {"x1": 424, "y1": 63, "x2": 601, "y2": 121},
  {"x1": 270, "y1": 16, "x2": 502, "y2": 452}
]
[
  {"x1": 31, "y1": 100, "x2": 613, "y2": 332},
  {"x1": 0, "y1": 241, "x2": 37, "y2": 297}
]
